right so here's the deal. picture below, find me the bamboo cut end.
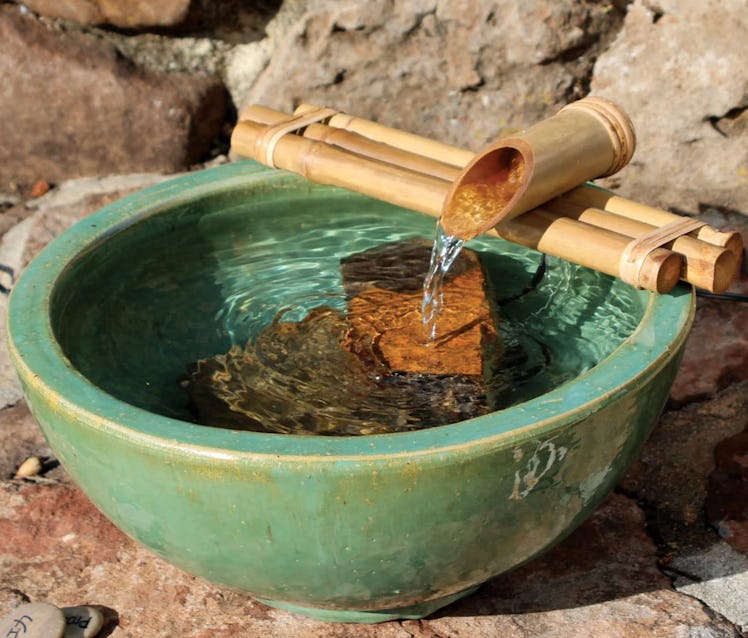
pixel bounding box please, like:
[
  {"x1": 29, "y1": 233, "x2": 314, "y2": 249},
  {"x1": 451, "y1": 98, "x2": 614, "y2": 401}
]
[
  {"x1": 651, "y1": 251, "x2": 685, "y2": 294},
  {"x1": 708, "y1": 249, "x2": 741, "y2": 294}
]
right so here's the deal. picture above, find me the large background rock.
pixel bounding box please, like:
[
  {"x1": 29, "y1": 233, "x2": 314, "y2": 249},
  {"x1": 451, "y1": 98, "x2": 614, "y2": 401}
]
[
  {"x1": 4, "y1": 0, "x2": 747, "y2": 216},
  {"x1": 591, "y1": 0, "x2": 748, "y2": 211},
  {"x1": 235, "y1": 0, "x2": 747, "y2": 216},
  {"x1": 0, "y1": 5, "x2": 227, "y2": 189},
  {"x1": 243, "y1": 0, "x2": 623, "y2": 151}
]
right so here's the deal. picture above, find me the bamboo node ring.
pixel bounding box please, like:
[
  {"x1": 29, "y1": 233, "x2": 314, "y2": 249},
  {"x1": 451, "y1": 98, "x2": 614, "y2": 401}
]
[{"x1": 560, "y1": 96, "x2": 637, "y2": 176}]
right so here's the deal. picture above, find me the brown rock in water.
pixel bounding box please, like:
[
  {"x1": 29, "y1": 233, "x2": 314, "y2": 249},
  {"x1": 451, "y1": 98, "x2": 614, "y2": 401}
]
[
  {"x1": 341, "y1": 240, "x2": 500, "y2": 377},
  {"x1": 187, "y1": 305, "x2": 493, "y2": 435},
  {"x1": 0, "y1": 6, "x2": 227, "y2": 189}
]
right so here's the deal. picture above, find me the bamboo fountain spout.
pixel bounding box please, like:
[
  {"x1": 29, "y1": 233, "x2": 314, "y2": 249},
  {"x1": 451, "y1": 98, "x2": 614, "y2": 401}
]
[
  {"x1": 439, "y1": 97, "x2": 636, "y2": 239},
  {"x1": 231, "y1": 98, "x2": 741, "y2": 294}
]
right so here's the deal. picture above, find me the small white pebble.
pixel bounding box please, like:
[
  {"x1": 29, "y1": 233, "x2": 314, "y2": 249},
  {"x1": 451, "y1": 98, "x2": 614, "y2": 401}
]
[
  {"x1": 0, "y1": 602, "x2": 66, "y2": 638},
  {"x1": 14, "y1": 456, "x2": 43, "y2": 478}
]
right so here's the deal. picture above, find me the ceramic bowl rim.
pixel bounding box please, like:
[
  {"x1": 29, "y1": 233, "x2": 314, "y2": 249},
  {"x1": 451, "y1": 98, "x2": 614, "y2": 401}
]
[{"x1": 7, "y1": 161, "x2": 695, "y2": 461}]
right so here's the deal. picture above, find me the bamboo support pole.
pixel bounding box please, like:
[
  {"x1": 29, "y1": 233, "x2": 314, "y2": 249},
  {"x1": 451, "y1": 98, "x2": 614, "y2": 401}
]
[
  {"x1": 291, "y1": 103, "x2": 475, "y2": 169},
  {"x1": 558, "y1": 185, "x2": 744, "y2": 260},
  {"x1": 544, "y1": 199, "x2": 737, "y2": 292},
  {"x1": 231, "y1": 115, "x2": 682, "y2": 293},
  {"x1": 232, "y1": 119, "x2": 448, "y2": 216},
  {"x1": 496, "y1": 209, "x2": 682, "y2": 294}
]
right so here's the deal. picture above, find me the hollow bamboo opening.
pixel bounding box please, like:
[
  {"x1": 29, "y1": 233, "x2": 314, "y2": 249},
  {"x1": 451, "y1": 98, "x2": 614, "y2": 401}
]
[{"x1": 440, "y1": 145, "x2": 529, "y2": 240}]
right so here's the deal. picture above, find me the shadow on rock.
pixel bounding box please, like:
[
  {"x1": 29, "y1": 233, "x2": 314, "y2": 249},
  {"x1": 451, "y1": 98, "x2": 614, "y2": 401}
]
[{"x1": 433, "y1": 492, "x2": 675, "y2": 617}]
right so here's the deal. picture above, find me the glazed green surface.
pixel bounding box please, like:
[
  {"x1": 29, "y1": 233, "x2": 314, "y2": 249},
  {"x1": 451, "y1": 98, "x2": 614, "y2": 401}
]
[{"x1": 7, "y1": 162, "x2": 694, "y2": 621}]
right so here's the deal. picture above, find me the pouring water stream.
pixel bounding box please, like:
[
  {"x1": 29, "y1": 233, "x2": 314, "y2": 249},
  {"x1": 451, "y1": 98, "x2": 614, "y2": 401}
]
[{"x1": 421, "y1": 221, "x2": 465, "y2": 341}]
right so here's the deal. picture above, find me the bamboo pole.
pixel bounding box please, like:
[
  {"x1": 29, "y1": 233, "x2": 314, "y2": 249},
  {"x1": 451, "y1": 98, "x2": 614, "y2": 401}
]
[
  {"x1": 439, "y1": 97, "x2": 636, "y2": 239},
  {"x1": 558, "y1": 185, "x2": 744, "y2": 260},
  {"x1": 289, "y1": 102, "x2": 740, "y2": 261},
  {"x1": 496, "y1": 209, "x2": 683, "y2": 294},
  {"x1": 231, "y1": 117, "x2": 682, "y2": 293},
  {"x1": 243, "y1": 100, "x2": 634, "y2": 240},
  {"x1": 231, "y1": 120, "x2": 449, "y2": 217},
  {"x1": 544, "y1": 199, "x2": 737, "y2": 292}
]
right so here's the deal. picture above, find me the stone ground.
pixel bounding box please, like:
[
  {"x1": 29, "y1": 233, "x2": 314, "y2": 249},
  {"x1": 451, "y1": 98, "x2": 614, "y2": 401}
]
[{"x1": 0, "y1": 173, "x2": 746, "y2": 637}]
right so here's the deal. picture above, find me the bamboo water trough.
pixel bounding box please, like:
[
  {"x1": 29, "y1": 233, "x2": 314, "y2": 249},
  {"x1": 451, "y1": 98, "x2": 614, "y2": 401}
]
[{"x1": 231, "y1": 98, "x2": 742, "y2": 294}]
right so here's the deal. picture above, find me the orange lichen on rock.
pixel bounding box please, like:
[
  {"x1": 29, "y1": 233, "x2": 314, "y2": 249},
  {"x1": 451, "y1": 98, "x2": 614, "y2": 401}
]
[{"x1": 342, "y1": 249, "x2": 499, "y2": 377}]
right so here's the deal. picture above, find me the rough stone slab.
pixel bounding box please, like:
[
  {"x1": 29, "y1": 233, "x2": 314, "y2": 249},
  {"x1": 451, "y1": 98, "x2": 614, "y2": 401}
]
[
  {"x1": 1, "y1": 482, "x2": 739, "y2": 636},
  {"x1": 670, "y1": 213, "x2": 747, "y2": 405},
  {"x1": 18, "y1": 0, "x2": 191, "y2": 29},
  {"x1": 591, "y1": 0, "x2": 748, "y2": 213},
  {"x1": 0, "y1": 5, "x2": 227, "y2": 189},
  {"x1": 410, "y1": 496, "x2": 740, "y2": 636},
  {"x1": 671, "y1": 289, "x2": 748, "y2": 405},
  {"x1": 408, "y1": 590, "x2": 739, "y2": 638},
  {"x1": 707, "y1": 426, "x2": 748, "y2": 554},
  {"x1": 621, "y1": 381, "x2": 748, "y2": 549},
  {"x1": 668, "y1": 542, "x2": 748, "y2": 634}
]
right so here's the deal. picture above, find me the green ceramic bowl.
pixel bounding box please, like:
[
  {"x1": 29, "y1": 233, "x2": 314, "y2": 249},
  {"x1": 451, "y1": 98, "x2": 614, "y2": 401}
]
[{"x1": 7, "y1": 162, "x2": 694, "y2": 623}]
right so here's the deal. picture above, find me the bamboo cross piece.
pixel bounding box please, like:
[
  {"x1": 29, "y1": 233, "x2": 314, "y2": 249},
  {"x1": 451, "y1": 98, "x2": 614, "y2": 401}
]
[{"x1": 231, "y1": 99, "x2": 742, "y2": 294}]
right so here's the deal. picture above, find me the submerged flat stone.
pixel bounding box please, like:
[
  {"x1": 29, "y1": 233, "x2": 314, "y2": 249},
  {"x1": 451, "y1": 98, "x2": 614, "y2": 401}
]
[
  {"x1": 341, "y1": 240, "x2": 500, "y2": 377},
  {"x1": 187, "y1": 239, "x2": 502, "y2": 435}
]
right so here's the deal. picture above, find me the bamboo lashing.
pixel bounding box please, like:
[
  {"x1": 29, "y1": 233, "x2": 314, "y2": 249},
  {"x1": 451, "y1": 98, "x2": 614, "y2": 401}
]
[
  {"x1": 255, "y1": 107, "x2": 337, "y2": 167},
  {"x1": 495, "y1": 208, "x2": 682, "y2": 294},
  {"x1": 555, "y1": 184, "x2": 743, "y2": 260},
  {"x1": 232, "y1": 99, "x2": 741, "y2": 293},
  {"x1": 545, "y1": 198, "x2": 737, "y2": 293}
]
